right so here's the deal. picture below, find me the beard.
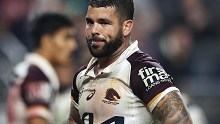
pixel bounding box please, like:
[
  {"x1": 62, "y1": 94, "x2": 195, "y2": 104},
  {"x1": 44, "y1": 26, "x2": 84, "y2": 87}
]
[{"x1": 86, "y1": 30, "x2": 123, "y2": 58}]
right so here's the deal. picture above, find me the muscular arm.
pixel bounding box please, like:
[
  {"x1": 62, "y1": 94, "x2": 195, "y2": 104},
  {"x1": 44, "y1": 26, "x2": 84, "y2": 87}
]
[
  {"x1": 67, "y1": 102, "x2": 83, "y2": 124},
  {"x1": 152, "y1": 91, "x2": 192, "y2": 124}
]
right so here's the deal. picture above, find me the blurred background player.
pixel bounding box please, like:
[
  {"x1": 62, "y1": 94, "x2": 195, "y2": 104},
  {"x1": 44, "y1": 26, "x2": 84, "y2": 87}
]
[{"x1": 7, "y1": 13, "x2": 77, "y2": 124}]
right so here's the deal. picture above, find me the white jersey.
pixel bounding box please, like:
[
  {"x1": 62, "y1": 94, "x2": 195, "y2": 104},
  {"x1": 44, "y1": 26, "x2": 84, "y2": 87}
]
[
  {"x1": 7, "y1": 53, "x2": 59, "y2": 124},
  {"x1": 71, "y1": 41, "x2": 179, "y2": 124}
]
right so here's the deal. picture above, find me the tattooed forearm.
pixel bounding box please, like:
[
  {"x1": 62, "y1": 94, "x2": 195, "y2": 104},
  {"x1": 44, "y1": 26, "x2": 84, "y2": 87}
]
[
  {"x1": 152, "y1": 91, "x2": 192, "y2": 124},
  {"x1": 67, "y1": 102, "x2": 83, "y2": 124}
]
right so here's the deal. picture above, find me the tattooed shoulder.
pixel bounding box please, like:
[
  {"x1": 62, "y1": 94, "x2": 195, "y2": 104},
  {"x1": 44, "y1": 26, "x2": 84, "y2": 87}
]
[{"x1": 152, "y1": 91, "x2": 192, "y2": 124}]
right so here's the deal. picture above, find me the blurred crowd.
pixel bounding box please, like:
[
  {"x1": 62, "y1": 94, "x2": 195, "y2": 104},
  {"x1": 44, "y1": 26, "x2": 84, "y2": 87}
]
[{"x1": 0, "y1": 0, "x2": 220, "y2": 123}]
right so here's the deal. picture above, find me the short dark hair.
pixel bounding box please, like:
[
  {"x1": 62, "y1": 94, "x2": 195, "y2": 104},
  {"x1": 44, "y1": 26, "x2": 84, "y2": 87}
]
[
  {"x1": 30, "y1": 13, "x2": 73, "y2": 48},
  {"x1": 88, "y1": 0, "x2": 134, "y2": 22}
]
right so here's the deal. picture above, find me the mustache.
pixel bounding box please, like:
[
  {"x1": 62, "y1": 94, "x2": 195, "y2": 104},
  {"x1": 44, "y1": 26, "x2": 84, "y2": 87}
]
[{"x1": 87, "y1": 36, "x2": 106, "y2": 42}]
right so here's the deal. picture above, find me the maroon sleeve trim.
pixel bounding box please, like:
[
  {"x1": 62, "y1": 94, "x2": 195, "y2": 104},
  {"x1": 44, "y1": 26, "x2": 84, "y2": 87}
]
[{"x1": 71, "y1": 65, "x2": 87, "y2": 104}]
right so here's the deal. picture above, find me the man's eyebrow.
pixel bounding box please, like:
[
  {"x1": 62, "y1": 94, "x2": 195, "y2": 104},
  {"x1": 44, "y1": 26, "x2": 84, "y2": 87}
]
[
  {"x1": 97, "y1": 18, "x2": 112, "y2": 23},
  {"x1": 85, "y1": 17, "x2": 113, "y2": 24},
  {"x1": 85, "y1": 17, "x2": 93, "y2": 21}
]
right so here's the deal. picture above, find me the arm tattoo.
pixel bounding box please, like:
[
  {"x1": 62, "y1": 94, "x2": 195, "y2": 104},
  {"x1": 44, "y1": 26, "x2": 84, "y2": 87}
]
[
  {"x1": 67, "y1": 102, "x2": 83, "y2": 124},
  {"x1": 152, "y1": 91, "x2": 192, "y2": 124}
]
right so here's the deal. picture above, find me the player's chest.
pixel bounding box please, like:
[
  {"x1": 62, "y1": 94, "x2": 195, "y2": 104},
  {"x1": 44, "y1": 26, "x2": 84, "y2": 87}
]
[{"x1": 78, "y1": 78, "x2": 134, "y2": 115}]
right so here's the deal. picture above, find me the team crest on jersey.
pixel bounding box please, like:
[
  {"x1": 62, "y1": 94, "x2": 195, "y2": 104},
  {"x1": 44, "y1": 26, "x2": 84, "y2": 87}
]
[
  {"x1": 138, "y1": 66, "x2": 172, "y2": 91},
  {"x1": 109, "y1": 78, "x2": 119, "y2": 85},
  {"x1": 102, "y1": 88, "x2": 121, "y2": 105}
]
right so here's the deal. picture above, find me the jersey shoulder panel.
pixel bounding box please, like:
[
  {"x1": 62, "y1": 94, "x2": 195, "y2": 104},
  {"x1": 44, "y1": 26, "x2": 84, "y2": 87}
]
[
  {"x1": 24, "y1": 65, "x2": 49, "y2": 82},
  {"x1": 127, "y1": 51, "x2": 174, "y2": 107},
  {"x1": 21, "y1": 65, "x2": 52, "y2": 108}
]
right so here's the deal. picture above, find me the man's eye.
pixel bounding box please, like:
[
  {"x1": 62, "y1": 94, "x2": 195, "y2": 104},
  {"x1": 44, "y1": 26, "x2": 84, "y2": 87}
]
[
  {"x1": 100, "y1": 22, "x2": 109, "y2": 26},
  {"x1": 86, "y1": 21, "x2": 93, "y2": 25}
]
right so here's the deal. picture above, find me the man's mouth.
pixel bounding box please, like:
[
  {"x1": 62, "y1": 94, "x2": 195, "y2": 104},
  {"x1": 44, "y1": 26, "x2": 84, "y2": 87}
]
[{"x1": 91, "y1": 40, "x2": 104, "y2": 46}]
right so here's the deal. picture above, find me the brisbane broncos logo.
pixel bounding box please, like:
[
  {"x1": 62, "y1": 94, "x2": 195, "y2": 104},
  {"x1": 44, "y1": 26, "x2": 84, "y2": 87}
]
[{"x1": 104, "y1": 88, "x2": 121, "y2": 101}]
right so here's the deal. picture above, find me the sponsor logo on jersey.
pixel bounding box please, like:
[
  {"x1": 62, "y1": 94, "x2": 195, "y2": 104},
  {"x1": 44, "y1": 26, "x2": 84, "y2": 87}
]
[
  {"x1": 138, "y1": 67, "x2": 172, "y2": 91},
  {"x1": 102, "y1": 88, "x2": 121, "y2": 105},
  {"x1": 25, "y1": 81, "x2": 52, "y2": 103},
  {"x1": 86, "y1": 89, "x2": 96, "y2": 101}
]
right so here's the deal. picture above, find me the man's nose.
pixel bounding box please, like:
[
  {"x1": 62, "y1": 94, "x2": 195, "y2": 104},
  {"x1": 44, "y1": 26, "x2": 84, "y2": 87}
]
[{"x1": 91, "y1": 23, "x2": 100, "y2": 36}]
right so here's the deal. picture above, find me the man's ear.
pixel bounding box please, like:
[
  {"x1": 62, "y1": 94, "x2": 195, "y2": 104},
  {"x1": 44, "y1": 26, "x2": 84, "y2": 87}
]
[
  {"x1": 122, "y1": 20, "x2": 133, "y2": 37},
  {"x1": 40, "y1": 34, "x2": 52, "y2": 50}
]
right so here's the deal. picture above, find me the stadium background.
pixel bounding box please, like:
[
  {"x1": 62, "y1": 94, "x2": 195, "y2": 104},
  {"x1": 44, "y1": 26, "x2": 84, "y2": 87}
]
[{"x1": 0, "y1": 0, "x2": 220, "y2": 123}]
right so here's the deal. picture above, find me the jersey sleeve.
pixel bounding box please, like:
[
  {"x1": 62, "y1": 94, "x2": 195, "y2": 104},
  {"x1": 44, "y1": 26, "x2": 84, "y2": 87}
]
[
  {"x1": 20, "y1": 65, "x2": 54, "y2": 121},
  {"x1": 21, "y1": 80, "x2": 53, "y2": 107},
  {"x1": 129, "y1": 51, "x2": 179, "y2": 112}
]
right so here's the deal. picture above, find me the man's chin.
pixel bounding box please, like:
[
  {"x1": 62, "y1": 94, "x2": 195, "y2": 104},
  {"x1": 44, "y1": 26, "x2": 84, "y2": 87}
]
[
  {"x1": 90, "y1": 51, "x2": 110, "y2": 58},
  {"x1": 90, "y1": 51, "x2": 104, "y2": 58}
]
